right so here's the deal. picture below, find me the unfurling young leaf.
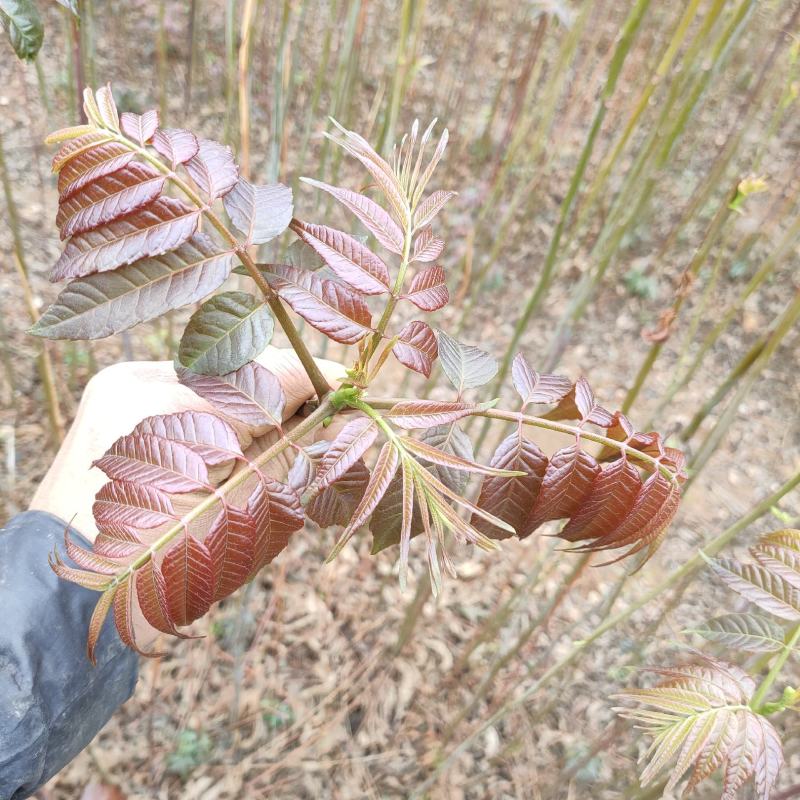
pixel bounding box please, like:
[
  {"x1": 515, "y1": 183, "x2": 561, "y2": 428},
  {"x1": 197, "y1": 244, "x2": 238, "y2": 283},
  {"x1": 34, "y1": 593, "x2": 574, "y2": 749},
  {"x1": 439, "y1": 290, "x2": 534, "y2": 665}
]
[
  {"x1": 177, "y1": 291, "x2": 274, "y2": 376},
  {"x1": 223, "y1": 178, "x2": 293, "y2": 245},
  {"x1": 436, "y1": 329, "x2": 497, "y2": 394}
]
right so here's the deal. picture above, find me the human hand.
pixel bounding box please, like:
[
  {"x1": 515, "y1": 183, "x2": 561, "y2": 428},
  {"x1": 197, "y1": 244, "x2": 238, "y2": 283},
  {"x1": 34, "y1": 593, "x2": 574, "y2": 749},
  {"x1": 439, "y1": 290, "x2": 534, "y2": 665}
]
[{"x1": 29, "y1": 347, "x2": 344, "y2": 542}]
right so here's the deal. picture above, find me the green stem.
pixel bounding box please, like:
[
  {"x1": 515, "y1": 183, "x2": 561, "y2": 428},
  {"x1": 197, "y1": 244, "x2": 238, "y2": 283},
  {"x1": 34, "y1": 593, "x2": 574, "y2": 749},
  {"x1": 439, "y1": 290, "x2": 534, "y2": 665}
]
[{"x1": 751, "y1": 622, "x2": 800, "y2": 712}]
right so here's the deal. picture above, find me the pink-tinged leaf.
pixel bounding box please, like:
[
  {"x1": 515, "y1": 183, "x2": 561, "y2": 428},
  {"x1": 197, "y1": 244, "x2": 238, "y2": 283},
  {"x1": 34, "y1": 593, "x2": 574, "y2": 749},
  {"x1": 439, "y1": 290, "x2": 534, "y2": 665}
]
[
  {"x1": 206, "y1": 505, "x2": 257, "y2": 601},
  {"x1": 287, "y1": 445, "x2": 320, "y2": 492},
  {"x1": 523, "y1": 444, "x2": 600, "y2": 536},
  {"x1": 56, "y1": 162, "x2": 166, "y2": 239},
  {"x1": 412, "y1": 126, "x2": 449, "y2": 205},
  {"x1": 246, "y1": 478, "x2": 304, "y2": 574},
  {"x1": 402, "y1": 436, "x2": 524, "y2": 479},
  {"x1": 93, "y1": 480, "x2": 175, "y2": 529},
  {"x1": 706, "y1": 557, "x2": 800, "y2": 621},
  {"x1": 313, "y1": 416, "x2": 377, "y2": 491},
  {"x1": 386, "y1": 400, "x2": 477, "y2": 429},
  {"x1": 136, "y1": 410, "x2": 242, "y2": 466},
  {"x1": 559, "y1": 459, "x2": 642, "y2": 543},
  {"x1": 264, "y1": 264, "x2": 373, "y2": 344},
  {"x1": 750, "y1": 714, "x2": 784, "y2": 800},
  {"x1": 185, "y1": 138, "x2": 238, "y2": 200},
  {"x1": 398, "y1": 459, "x2": 415, "y2": 589},
  {"x1": 392, "y1": 320, "x2": 438, "y2": 377},
  {"x1": 290, "y1": 220, "x2": 391, "y2": 295},
  {"x1": 471, "y1": 432, "x2": 548, "y2": 539},
  {"x1": 326, "y1": 119, "x2": 408, "y2": 225},
  {"x1": 573, "y1": 377, "x2": 615, "y2": 426},
  {"x1": 414, "y1": 190, "x2": 456, "y2": 229},
  {"x1": 57, "y1": 142, "x2": 136, "y2": 200},
  {"x1": 402, "y1": 265, "x2": 449, "y2": 311},
  {"x1": 52, "y1": 131, "x2": 114, "y2": 173},
  {"x1": 94, "y1": 85, "x2": 120, "y2": 131},
  {"x1": 162, "y1": 534, "x2": 214, "y2": 626},
  {"x1": 417, "y1": 423, "x2": 474, "y2": 494},
  {"x1": 63, "y1": 533, "x2": 125, "y2": 575},
  {"x1": 152, "y1": 127, "x2": 199, "y2": 167},
  {"x1": 223, "y1": 178, "x2": 293, "y2": 245},
  {"x1": 177, "y1": 362, "x2": 286, "y2": 429},
  {"x1": 31, "y1": 234, "x2": 233, "y2": 340},
  {"x1": 411, "y1": 227, "x2": 445, "y2": 263},
  {"x1": 511, "y1": 353, "x2": 573, "y2": 406},
  {"x1": 135, "y1": 560, "x2": 181, "y2": 635},
  {"x1": 93, "y1": 531, "x2": 146, "y2": 560},
  {"x1": 542, "y1": 380, "x2": 614, "y2": 426},
  {"x1": 120, "y1": 110, "x2": 159, "y2": 145},
  {"x1": 300, "y1": 177, "x2": 404, "y2": 254},
  {"x1": 306, "y1": 455, "x2": 370, "y2": 528},
  {"x1": 112, "y1": 577, "x2": 139, "y2": 652},
  {"x1": 50, "y1": 196, "x2": 200, "y2": 282},
  {"x1": 49, "y1": 551, "x2": 113, "y2": 591},
  {"x1": 94, "y1": 432, "x2": 210, "y2": 492},
  {"x1": 327, "y1": 442, "x2": 400, "y2": 562},
  {"x1": 86, "y1": 586, "x2": 115, "y2": 665}
]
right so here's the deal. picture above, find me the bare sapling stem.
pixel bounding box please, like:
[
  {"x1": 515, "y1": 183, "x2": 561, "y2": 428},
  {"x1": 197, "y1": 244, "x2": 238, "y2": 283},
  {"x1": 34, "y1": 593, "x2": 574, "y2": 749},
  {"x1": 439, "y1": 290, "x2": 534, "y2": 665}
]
[
  {"x1": 224, "y1": 0, "x2": 237, "y2": 144},
  {"x1": 237, "y1": 0, "x2": 258, "y2": 178},
  {"x1": 0, "y1": 131, "x2": 64, "y2": 443}
]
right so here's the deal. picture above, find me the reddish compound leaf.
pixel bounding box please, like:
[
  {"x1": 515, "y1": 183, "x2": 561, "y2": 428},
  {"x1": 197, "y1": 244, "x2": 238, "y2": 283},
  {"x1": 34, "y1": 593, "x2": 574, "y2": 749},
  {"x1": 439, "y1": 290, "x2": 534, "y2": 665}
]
[
  {"x1": 223, "y1": 178, "x2": 293, "y2": 245},
  {"x1": 472, "y1": 431, "x2": 548, "y2": 539},
  {"x1": 177, "y1": 362, "x2": 286, "y2": 430},
  {"x1": 511, "y1": 353, "x2": 573, "y2": 406},
  {"x1": 246, "y1": 477, "x2": 304, "y2": 574},
  {"x1": 120, "y1": 110, "x2": 159, "y2": 145},
  {"x1": 57, "y1": 142, "x2": 136, "y2": 200},
  {"x1": 206, "y1": 505, "x2": 257, "y2": 601},
  {"x1": 50, "y1": 197, "x2": 200, "y2": 282},
  {"x1": 523, "y1": 444, "x2": 600, "y2": 536},
  {"x1": 385, "y1": 400, "x2": 478, "y2": 429},
  {"x1": 414, "y1": 190, "x2": 456, "y2": 229},
  {"x1": 411, "y1": 227, "x2": 444, "y2": 263},
  {"x1": 152, "y1": 127, "x2": 199, "y2": 167},
  {"x1": 56, "y1": 162, "x2": 166, "y2": 239},
  {"x1": 312, "y1": 416, "x2": 377, "y2": 491},
  {"x1": 135, "y1": 560, "x2": 181, "y2": 636},
  {"x1": 185, "y1": 138, "x2": 238, "y2": 200},
  {"x1": 392, "y1": 320, "x2": 438, "y2": 377},
  {"x1": 162, "y1": 533, "x2": 214, "y2": 626},
  {"x1": 300, "y1": 177, "x2": 404, "y2": 254},
  {"x1": 136, "y1": 411, "x2": 242, "y2": 466},
  {"x1": 31, "y1": 234, "x2": 233, "y2": 339},
  {"x1": 94, "y1": 432, "x2": 211, "y2": 493},
  {"x1": 402, "y1": 265, "x2": 449, "y2": 311},
  {"x1": 86, "y1": 586, "x2": 115, "y2": 664},
  {"x1": 52, "y1": 131, "x2": 114, "y2": 173},
  {"x1": 307, "y1": 457, "x2": 370, "y2": 529},
  {"x1": 290, "y1": 220, "x2": 391, "y2": 295},
  {"x1": 264, "y1": 264, "x2": 373, "y2": 344}
]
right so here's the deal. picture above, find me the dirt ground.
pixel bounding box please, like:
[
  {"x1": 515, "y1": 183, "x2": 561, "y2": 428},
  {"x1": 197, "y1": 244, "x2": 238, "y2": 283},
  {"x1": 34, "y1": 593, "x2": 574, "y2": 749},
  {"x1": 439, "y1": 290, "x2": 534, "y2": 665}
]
[{"x1": 1, "y1": 0, "x2": 799, "y2": 798}]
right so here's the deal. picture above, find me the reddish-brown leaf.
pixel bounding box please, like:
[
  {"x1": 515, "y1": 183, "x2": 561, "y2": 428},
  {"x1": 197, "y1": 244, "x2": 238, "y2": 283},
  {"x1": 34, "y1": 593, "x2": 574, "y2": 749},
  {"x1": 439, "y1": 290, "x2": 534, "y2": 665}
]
[
  {"x1": 558, "y1": 459, "x2": 642, "y2": 543},
  {"x1": 246, "y1": 478, "x2": 304, "y2": 574},
  {"x1": 93, "y1": 479, "x2": 175, "y2": 530},
  {"x1": 542, "y1": 378, "x2": 614, "y2": 426},
  {"x1": 112, "y1": 577, "x2": 138, "y2": 651},
  {"x1": 136, "y1": 410, "x2": 242, "y2": 466},
  {"x1": 511, "y1": 353, "x2": 573, "y2": 406},
  {"x1": 523, "y1": 444, "x2": 600, "y2": 536},
  {"x1": 86, "y1": 586, "x2": 115, "y2": 665},
  {"x1": 414, "y1": 190, "x2": 456, "y2": 229},
  {"x1": 313, "y1": 416, "x2": 377, "y2": 491},
  {"x1": 307, "y1": 457, "x2": 370, "y2": 529},
  {"x1": 135, "y1": 559, "x2": 181, "y2": 635},
  {"x1": 471, "y1": 431, "x2": 548, "y2": 539},
  {"x1": 392, "y1": 320, "x2": 438, "y2": 377},
  {"x1": 162, "y1": 534, "x2": 214, "y2": 626},
  {"x1": 94, "y1": 433, "x2": 210, "y2": 492},
  {"x1": 385, "y1": 400, "x2": 476, "y2": 429},
  {"x1": 152, "y1": 127, "x2": 199, "y2": 167},
  {"x1": 290, "y1": 220, "x2": 391, "y2": 295},
  {"x1": 264, "y1": 264, "x2": 373, "y2": 344},
  {"x1": 411, "y1": 227, "x2": 445, "y2": 263},
  {"x1": 52, "y1": 131, "x2": 114, "y2": 173},
  {"x1": 57, "y1": 142, "x2": 136, "y2": 200},
  {"x1": 223, "y1": 178, "x2": 293, "y2": 245},
  {"x1": 185, "y1": 138, "x2": 238, "y2": 200},
  {"x1": 300, "y1": 177, "x2": 404, "y2": 254},
  {"x1": 56, "y1": 162, "x2": 166, "y2": 239},
  {"x1": 51, "y1": 197, "x2": 200, "y2": 282},
  {"x1": 120, "y1": 110, "x2": 159, "y2": 145},
  {"x1": 177, "y1": 362, "x2": 286, "y2": 429},
  {"x1": 206, "y1": 505, "x2": 257, "y2": 601},
  {"x1": 402, "y1": 265, "x2": 449, "y2": 311}
]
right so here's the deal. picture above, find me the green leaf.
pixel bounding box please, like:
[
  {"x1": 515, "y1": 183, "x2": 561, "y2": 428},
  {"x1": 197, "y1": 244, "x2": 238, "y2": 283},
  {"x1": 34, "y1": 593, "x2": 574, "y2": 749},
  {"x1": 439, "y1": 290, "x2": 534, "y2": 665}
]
[
  {"x1": 0, "y1": 0, "x2": 43, "y2": 60},
  {"x1": 177, "y1": 291, "x2": 274, "y2": 376},
  {"x1": 686, "y1": 613, "x2": 785, "y2": 653},
  {"x1": 436, "y1": 329, "x2": 497, "y2": 395}
]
